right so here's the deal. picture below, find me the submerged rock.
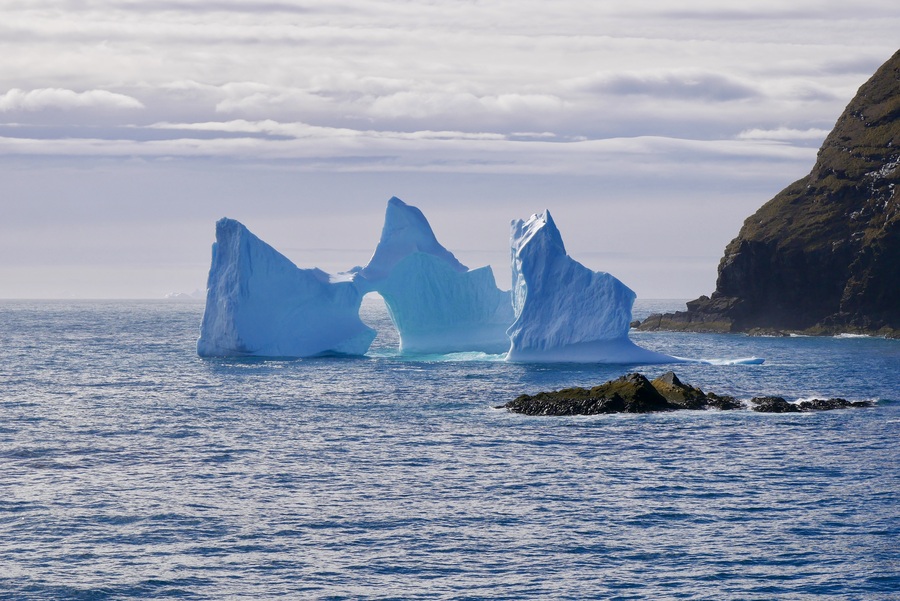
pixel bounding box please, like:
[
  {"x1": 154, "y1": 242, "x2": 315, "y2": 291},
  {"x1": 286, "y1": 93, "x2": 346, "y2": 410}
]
[
  {"x1": 502, "y1": 372, "x2": 872, "y2": 416},
  {"x1": 797, "y1": 398, "x2": 873, "y2": 410},
  {"x1": 703, "y1": 392, "x2": 744, "y2": 411}
]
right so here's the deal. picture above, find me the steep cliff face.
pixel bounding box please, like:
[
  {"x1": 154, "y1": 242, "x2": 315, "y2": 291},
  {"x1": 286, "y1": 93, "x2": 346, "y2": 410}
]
[{"x1": 640, "y1": 49, "x2": 900, "y2": 336}]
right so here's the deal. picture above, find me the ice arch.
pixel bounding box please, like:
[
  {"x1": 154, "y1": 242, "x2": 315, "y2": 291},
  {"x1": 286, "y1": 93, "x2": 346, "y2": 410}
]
[
  {"x1": 197, "y1": 197, "x2": 511, "y2": 357},
  {"x1": 354, "y1": 197, "x2": 513, "y2": 354}
]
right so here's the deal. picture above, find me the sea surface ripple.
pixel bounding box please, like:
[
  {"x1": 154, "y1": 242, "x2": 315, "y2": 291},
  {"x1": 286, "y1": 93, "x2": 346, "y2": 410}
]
[{"x1": 0, "y1": 299, "x2": 898, "y2": 600}]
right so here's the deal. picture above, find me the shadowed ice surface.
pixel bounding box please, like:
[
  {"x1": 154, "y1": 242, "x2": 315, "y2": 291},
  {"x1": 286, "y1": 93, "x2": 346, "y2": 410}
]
[{"x1": 0, "y1": 298, "x2": 898, "y2": 599}]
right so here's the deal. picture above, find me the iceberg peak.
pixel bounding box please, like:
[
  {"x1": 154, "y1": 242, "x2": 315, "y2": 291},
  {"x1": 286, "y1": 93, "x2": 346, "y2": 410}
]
[
  {"x1": 360, "y1": 196, "x2": 467, "y2": 281},
  {"x1": 511, "y1": 209, "x2": 566, "y2": 259},
  {"x1": 359, "y1": 197, "x2": 513, "y2": 354},
  {"x1": 197, "y1": 217, "x2": 375, "y2": 358}
]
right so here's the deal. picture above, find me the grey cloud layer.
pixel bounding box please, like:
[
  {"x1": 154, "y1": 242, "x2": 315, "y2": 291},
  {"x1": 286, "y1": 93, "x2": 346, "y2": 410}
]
[
  {"x1": 0, "y1": 88, "x2": 145, "y2": 111},
  {"x1": 0, "y1": 1, "x2": 897, "y2": 171}
]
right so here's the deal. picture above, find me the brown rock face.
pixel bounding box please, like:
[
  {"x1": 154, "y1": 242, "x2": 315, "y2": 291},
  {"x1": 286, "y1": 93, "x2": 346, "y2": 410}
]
[{"x1": 639, "y1": 49, "x2": 900, "y2": 336}]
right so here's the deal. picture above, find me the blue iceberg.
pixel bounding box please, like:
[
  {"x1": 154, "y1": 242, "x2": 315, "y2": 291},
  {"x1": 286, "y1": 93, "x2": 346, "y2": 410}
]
[
  {"x1": 506, "y1": 210, "x2": 677, "y2": 363},
  {"x1": 356, "y1": 197, "x2": 513, "y2": 354},
  {"x1": 197, "y1": 218, "x2": 375, "y2": 358},
  {"x1": 197, "y1": 197, "x2": 692, "y2": 364}
]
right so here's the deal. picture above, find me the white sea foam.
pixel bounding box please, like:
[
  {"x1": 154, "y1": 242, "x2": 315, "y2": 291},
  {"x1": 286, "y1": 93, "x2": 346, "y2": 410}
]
[{"x1": 678, "y1": 356, "x2": 766, "y2": 366}]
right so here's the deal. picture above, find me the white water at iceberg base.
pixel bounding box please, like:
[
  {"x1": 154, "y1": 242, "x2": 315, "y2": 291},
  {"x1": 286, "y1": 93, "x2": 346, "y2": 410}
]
[{"x1": 678, "y1": 356, "x2": 765, "y2": 366}]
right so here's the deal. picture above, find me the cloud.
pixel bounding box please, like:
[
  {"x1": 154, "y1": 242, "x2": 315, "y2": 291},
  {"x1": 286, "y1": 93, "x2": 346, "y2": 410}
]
[
  {"x1": 0, "y1": 88, "x2": 144, "y2": 112},
  {"x1": 147, "y1": 119, "x2": 509, "y2": 141},
  {"x1": 568, "y1": 70, "x2": 760, "y2": 101},
  {"x1": 737, "y1": 127, "x2": 830, "y2": 141},
  {"x1": 652, "y1": 0, "x2": 900, "y2": 20},
  {"x1": 367, "y1": 91, "x2": 566, "y2": 120},
  {"x1": 0, "y1": 119, "x2": 818, "y2": 181}
]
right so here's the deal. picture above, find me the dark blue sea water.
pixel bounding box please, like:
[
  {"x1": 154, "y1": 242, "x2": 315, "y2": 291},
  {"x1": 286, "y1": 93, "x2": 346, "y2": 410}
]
[{"x1": 1, "y1": 298, "x2": 898, "y2": 600}]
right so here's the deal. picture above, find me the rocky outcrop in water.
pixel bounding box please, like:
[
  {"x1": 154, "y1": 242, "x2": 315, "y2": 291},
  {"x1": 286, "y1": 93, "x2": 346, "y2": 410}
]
[
  {"x1": 503, "y1": 373, "x2": 678, "y2": 416},
  {"x1": 501, "y1": 372, "x2": 873, "y2": 416},
  {"x1": 751, "y1": 396, "x2": 872, "y2": 413},
  {"x1": 638, "y1": 49, "x2": 900, "y2": 337}
]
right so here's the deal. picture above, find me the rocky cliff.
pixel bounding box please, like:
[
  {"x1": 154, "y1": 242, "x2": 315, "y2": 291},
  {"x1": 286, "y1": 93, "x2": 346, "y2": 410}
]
[{"x1": 639, "y1": 49, "x2": 900, "y2": 337}]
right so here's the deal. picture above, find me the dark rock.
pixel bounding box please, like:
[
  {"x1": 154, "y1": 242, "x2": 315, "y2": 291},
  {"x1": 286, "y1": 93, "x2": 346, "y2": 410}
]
[
  {"x1": 503, "y1": 373, "x2": 872, "y2": 416},
  {"x1": 650, "y1": 371, "x2": 708, "y2": 409},
  {"x1": 703, "y1": 392, "x2": 743, "y2": 411},
  {"x1": 503, "y1": 373, "x2": 678, "y2": 416},
  {"x1": 797, "y1": 398, "x2": 874, "y2": 410},
  {"x1": 649, "y1": 372, "x2": 743, "y2": 410},
  {"x1": 798, "y1": 398, "x2": 850, "y2": 411},
  {"x1": 751, "y1": 396, "x2": 801, "y2": 413},
  {"x1": 588, "y1": 373, "x2": 677, "y2": 413},
  {"x1": 637, "y1": 49, "x2": 900, "y2": 337}
]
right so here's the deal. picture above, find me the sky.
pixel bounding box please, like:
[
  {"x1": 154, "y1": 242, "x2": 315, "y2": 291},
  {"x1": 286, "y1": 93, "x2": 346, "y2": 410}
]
[{"x1": 1, "y1": 0, "x2": 898, "y2": 299}]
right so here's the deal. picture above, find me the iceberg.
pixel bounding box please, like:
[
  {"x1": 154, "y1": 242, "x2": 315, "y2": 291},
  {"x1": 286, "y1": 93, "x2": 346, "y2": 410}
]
[
  {"x1": 196, "y1": 198, "x2": 688, "y2": 363},
  {"x1": 197, "y1": 199, "x2": 511, "y2": 358},
  {"x1": 357, "y1": 197, "x2": 513, "y2": 354},
  {"x1": 197, "y1": 218, "x2": 375, "y2": 358},
  {"x1": 505, "y1": 210, "x2": 678, "y2": 363}
]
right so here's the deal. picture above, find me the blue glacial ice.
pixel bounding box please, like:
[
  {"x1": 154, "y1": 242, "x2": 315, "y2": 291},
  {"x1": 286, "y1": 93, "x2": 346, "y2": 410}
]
[
  {"x1": 197, "y1": 197, "x2": 759, "y2": 364},
  {"x1": 356, "y1": 197, "x2": 513, "y2": 354},
  {"x1": 197, "y1": 218, "x2": 375, "y2": 358},
  {"x1": 198, "y1": 198, "x2": 511, "y2": 357},
  {"x1": 505, "y1": 210, "x2": 678, "y2": 363}
]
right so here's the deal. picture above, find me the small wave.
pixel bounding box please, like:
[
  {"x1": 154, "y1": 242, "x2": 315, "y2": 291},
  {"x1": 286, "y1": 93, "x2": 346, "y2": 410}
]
[
  {"x1": 675, "y1": 356, "x2": 765, "y2": 366},
  {"x1": 367, "y1": 349, "x2": 765, "y2": 365},
  {"x1": 443, "y1": 351, "x2": 507, "y2": 361},
  {"x1": 366, "y1": 349, "x2": 507, "y2": 362},
  {"x1": 411, "y1": 351, "x2": 507, "y2": 362}
]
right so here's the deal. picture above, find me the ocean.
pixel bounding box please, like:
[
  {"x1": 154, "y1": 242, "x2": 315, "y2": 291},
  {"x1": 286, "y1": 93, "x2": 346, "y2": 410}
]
[{"x1": 1, "y1": 298, "x2": 898, "y2": 600}]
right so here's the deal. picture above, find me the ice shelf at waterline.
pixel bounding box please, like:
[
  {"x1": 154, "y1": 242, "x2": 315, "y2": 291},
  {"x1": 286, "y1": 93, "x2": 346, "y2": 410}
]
[{"x1": 197, "y1": 197, "x2": 680, "y2": 363}]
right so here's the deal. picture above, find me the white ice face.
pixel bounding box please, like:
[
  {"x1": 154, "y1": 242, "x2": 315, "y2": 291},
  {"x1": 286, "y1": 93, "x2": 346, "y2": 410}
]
[
  {"x1": 506, "y1": 209, "x2": 677, "y2": 363},
  {"x1": 197, "y1": 218, "x2": 375, "y2": 358}
]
